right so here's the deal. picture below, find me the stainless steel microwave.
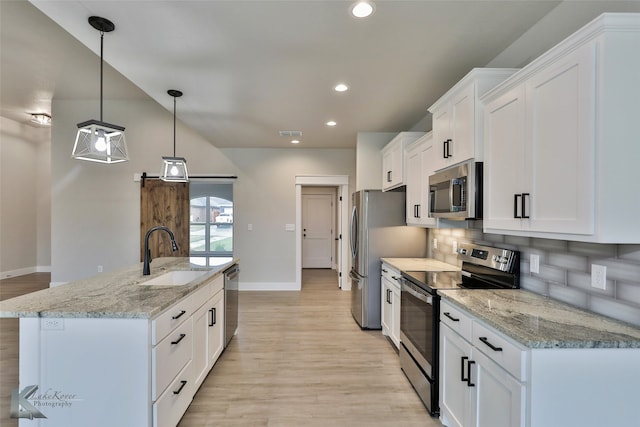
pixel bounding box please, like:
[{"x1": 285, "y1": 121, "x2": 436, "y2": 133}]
[{"x1": 428, "y1": 161, "x2": 482, "y2": 219}]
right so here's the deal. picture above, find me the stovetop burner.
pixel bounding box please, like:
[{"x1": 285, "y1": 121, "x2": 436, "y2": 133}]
[{"x1": 401, "y1": 243, "x2": 520, "y2": 294}]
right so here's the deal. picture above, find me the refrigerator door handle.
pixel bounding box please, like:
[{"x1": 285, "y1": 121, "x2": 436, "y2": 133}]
[{"x1": 350, "y1": 205, "x2": 358, "y2": 259}]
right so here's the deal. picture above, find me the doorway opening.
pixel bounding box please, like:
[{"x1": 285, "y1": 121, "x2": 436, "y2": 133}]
[{"x1": 295, "y1": 175, "x2": 349, "y2": 291}]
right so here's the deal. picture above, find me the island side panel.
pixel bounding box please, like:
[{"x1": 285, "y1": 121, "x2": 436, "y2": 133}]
[{"x1": 19, "y1": 317, "x2": 151, "y2": 427}]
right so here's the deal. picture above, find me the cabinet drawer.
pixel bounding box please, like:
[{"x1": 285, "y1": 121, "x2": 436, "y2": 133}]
[
  {"x1": 472, "y1": 321, "x2": 527, "y2": 381},
  {"x1": 381, "y1": 264, "x2": 401, "y2": 286},
  {"x1": 440, "y1": 300, "x2": 472, "y2": 342},
  {"x1": 152, "y1": 296, "x2": 193, "y2": 345},
  {"x1": 190, "y1": 280, "x2": 214, "y2": 312},
  {"x1": 152, "y1": 318, "x2": 193, "y2": 399},
  {"x1": 153, "y1": 361, "x2": 194, "y2": 427}
]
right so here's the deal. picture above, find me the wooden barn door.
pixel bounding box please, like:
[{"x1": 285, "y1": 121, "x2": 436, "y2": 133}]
[{"x1": 140, "y1": 179, "x2": 190, "y2": 261}]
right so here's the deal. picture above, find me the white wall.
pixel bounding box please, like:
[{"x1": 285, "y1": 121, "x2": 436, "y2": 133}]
[
  {"x1": 219, "y1": 148, "x2": 355, "y2": 286},
  {"x1": 50, "y1": 97, "x2": 355, "y2": 286},
  {"x1": 0, "y1": 117, "x2": 51, "y2": 277}
]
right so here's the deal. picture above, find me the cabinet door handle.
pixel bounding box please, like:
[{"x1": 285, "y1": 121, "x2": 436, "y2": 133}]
[
  {"x1": 387, "y1": 170, "x2": 392, "y2": 182},
  {"x1": 173, "y1": 380, "x2": 187, "y2": 395},
  {"x1": 443, "y1": 139, "x2": 452, "y2": 158},
  {"x1": 460, "y1": 356, "x2": 469, "y2": 382},
  {"x1": 171, "y1": 333, "x2": 186, "y2": 345},
  {"x1": 514, "y1": 194, "x2": 522, "y2": 218},
  {"x1": 388, "y1": 289, "x2": 392, "y2": 304},
  {"x1": 522, "y1": 193, "x2": 530, "y2": 219},
  {"x1": 443, "y1": 312, "x2": 460, "y2": 322},
  {"x1": 209, "y1": 307, "x2": 217, "y2": 326},
  {"x1": 467, "y1": 360, "x2": 476, "y2": 387},
  {"x1": 172, "y1": 310, "x2": 186, "y2": 320},
  {"x1": 479, "y1": 336, "x2": 503, "y2": 352}
]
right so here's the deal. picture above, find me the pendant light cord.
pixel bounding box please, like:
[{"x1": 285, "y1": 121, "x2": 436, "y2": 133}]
[
  {"x1": 99, "y1": 30, "x2": 104, "y2": 122},
  {"x1": 173, "y1": 95, "x2": 177, "y2": 156}
]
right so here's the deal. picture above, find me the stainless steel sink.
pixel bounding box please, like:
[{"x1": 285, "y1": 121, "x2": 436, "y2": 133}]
[{"x1": 139, "y1": 270, "x2": 207, "y2": 286}]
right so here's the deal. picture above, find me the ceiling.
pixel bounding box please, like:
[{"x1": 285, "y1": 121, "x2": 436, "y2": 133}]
[{"x1": 0, "y1": 0, "x2": 620, "y2": 149}]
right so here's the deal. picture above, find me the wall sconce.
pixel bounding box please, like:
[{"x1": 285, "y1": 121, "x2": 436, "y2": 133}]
[{"x1": 72, "y1": 16, "x2": 128, "y2": 164}]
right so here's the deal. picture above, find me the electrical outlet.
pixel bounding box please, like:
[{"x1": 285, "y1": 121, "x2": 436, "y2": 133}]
[
  {"x1": 433, "y1": 238, "x2": 438, "y2": 250},
  {"x1": 247, "y1": 223, "x2": 253, "y2": 231},
  {"x1": 42, "y1": 318, "x2": 64, "y2": 330},
  {"x1": 452, "y1": 240, "x2": 458, "y2": 254},
  {"x1": 591, "y1": 264, "x2": 607, "y2": 290},
  {"x1": 97, "y1": 265, "x2": 103, "y2": 273},
  {"x1": 530, "y1": 254, "x2": 539, "y2": 274}
]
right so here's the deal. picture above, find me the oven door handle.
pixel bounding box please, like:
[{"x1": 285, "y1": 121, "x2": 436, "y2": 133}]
[{"x1": 401, "y1": 282, "x2": 433, "y2": 304}]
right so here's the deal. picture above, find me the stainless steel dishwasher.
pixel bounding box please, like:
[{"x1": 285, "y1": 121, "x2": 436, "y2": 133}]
[{"x1": 223, "y1": 264, "x2": 239, "y2": 346}]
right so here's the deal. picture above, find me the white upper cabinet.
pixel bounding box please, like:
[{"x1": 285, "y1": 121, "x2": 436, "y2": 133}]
[
  {"x1": 406, "y1": 133, "x2": 437, "y2": 226},
  {"x1": 483, "y1": 13, "x2": 640, "y2": 243},
  {"x1": 381, "y1": 132, "x2": 425, "y2": 191},
  {"x1": 428, "y1": 69, "x2": 518, "y2": 172}
]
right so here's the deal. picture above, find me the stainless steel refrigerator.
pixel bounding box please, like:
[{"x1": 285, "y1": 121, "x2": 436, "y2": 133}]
[{"x1": 349, "y1": 190, "x2": 427, "y2": 329}]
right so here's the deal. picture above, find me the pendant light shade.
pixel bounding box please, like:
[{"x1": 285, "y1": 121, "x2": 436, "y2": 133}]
[
  {"x1": 160, "y1": 90, "x2": 189, "y2": 182},
  {"x1": 72, "y1": 16, "x2": 128, "y2": 164}
]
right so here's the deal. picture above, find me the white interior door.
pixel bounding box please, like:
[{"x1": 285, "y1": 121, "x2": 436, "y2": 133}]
[{"x1": 302, "y1": 194, "x2": 333, "y2": 268}]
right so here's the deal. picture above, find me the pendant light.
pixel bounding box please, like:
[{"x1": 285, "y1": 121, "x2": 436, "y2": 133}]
[
  {"x1": 160, "y1": 90, "x2": 189, "y2": 182},
  {"x1": 72, "y1": 16, "x2": 128, "y2": 164}
]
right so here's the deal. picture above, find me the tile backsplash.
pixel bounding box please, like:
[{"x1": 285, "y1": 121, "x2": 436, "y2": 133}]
[{"x1": 428, "y1": 222, "x2": 640, "y2": 327}]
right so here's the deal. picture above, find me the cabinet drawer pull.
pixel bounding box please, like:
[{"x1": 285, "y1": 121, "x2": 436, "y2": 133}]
[
  {"x1": 172, "y1": 310, "x2": 186, "y2": 320},
  {"x1": 173, "y1": 380, "x2": 187, "y2": 395},
  {"x1": 460, "y1": 356, "x2": 469, "y2": 382},
  {"x1": 171, "y1": 333, "x2": 186, "y2": 345},
  {"x1": 479, "y1": 336, "x2": 503, "y2": 352},
  {"x1": 467, "y1": 360, "x2": 476, "y2": 387},
  {"x1": 443, "y1": 312, "x2": 460, "y2": 322},
  {"x1": 387, "y1": 170, "x2": 392, "y2": 183},
  {"x1": 209, "y1": 308, "x2": 217, "y2": 327}
]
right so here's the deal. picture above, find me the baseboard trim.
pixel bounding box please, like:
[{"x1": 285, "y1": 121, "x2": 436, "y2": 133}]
[
  {"x1": 1, "y1": 266, "x2": 36, "y2": 279},
  {"x1": 240, "y1": 282, "x2": 299, "y2": 291}
]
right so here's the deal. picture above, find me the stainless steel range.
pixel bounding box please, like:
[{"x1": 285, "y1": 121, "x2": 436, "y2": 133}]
[{"x1": 399, "y1": 243, "x2": 520, "y2": 416}]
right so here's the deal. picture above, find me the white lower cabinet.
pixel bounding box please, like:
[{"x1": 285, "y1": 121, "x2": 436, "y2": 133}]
[
  {"x1": 440, "y1": 302, "x2": 527, "y2": 427},
  {"x1": 439, "y1": 298, "x2": 640, "y2": 427},
  {"x1": 380, "y1": 263, "x2": 401, "y2": 348},
  {"x1": 193, "y1": 276, "x2": 225, "y2": 389}
]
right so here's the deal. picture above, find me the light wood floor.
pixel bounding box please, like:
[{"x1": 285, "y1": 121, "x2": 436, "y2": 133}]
[
  {"x1": 178, "y1": 269, "x2": 442, "y2": 427},
  {"x1": 0, "y1": 273, "x2": 51, "y2": 427}
]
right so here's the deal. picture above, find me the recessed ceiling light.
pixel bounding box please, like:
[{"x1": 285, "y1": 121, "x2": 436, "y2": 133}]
[
  {"x1": 350, "y1": 1, "x2": 375, "y2": 18},
  {"x1": 291, "y1": 139, "x2": 300, "y2": 144},
  {"x1": 334, "y1": 83, "x2": 349, "y2": 92},
  {"x1": 326, "y1": 121, "x2": 337, "y2": 127}
]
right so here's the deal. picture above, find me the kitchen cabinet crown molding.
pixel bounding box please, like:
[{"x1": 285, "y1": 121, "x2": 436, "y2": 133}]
[{"x1": 481, "y1": 13, "x2": 640, "y2": 103}]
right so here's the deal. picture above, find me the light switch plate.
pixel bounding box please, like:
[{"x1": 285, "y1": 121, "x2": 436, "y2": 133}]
[
  {"x1": 433, "y1": 238, "x2": 438, "y2": 250},
  {"x1": 285, "y1": 224, "x2": 295, "y2": 231},
  {"x1": 452, "y1": 240, "x2": 458, "y2": 254}
]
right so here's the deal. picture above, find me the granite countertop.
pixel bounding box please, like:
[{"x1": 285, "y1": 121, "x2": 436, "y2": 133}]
[
  {"x1": 0, "y1": 257, "x2": 237, "y2": 319},
  {"x1": 439, "y1": 289, "x2": 640, "y2": 349},
  {"x1": 381, "y1": 257, "x2": 460, "y2": 272}
]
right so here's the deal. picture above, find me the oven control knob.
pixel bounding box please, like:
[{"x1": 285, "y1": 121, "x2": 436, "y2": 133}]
[{"x1": 458, "y1": 248, "x2": 467, "y2": 255}]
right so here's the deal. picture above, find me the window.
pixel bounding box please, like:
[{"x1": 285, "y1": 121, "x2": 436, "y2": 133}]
[{"x1": 190, "y1": 182, "x2": 233, "y2": 259}]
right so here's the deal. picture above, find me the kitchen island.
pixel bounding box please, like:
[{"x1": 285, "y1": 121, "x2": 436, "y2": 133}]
[{"x1": 0, "y1": 257, "x2": 237, "y2": 427}]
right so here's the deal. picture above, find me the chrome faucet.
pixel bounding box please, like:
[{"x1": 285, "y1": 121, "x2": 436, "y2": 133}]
[{"x1": 143, "y1": 226, "x2": 179, "y2": 275}]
